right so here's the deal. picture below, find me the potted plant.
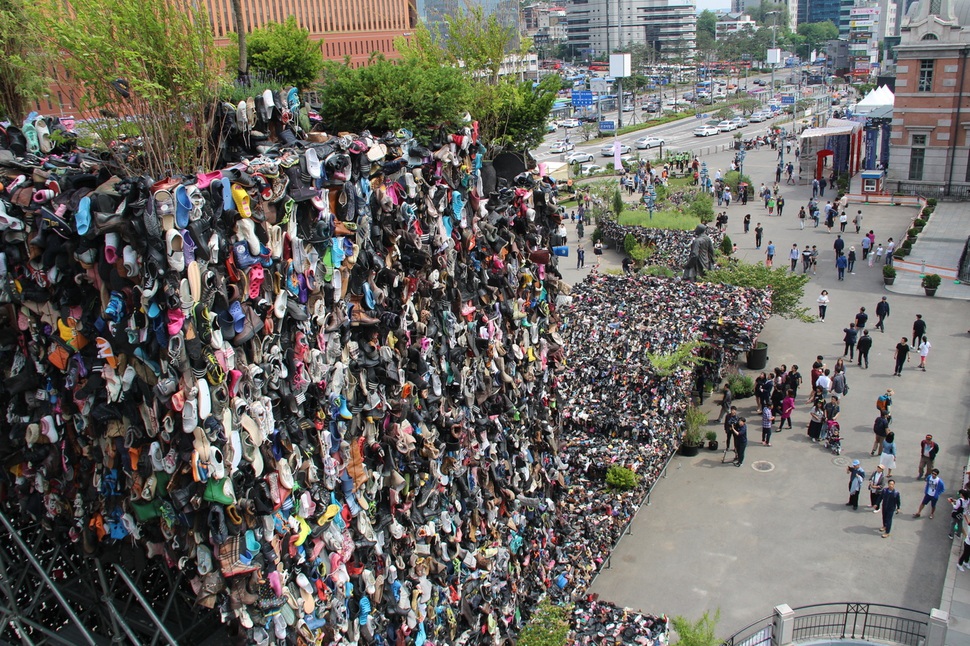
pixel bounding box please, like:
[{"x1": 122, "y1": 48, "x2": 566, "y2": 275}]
[
  {"x1": 883, "y1": 265, "x2": 896, "y2": 285},
  {"x1": 679, "y1": 406, "x2": 708, "y2": 457},
  {"x1": 922, "y1": 273, "x2": 942, "y2": 296},
  {"x1": 706, "y1": 430, "x2": 719, "y2": 450}
]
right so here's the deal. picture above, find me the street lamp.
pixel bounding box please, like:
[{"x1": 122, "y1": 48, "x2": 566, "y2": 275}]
[{"x1": 738, "y1": 148, "x2": 746, "y2": 179}]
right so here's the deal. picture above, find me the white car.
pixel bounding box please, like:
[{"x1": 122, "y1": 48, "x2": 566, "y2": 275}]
[
  {"x1": 600, "y1": 143, "x2": 631, "y2": 156},
  {"x1": 566, "y1": 151, "x2": 595, "y2": 164},
  {"x1": 749, "y1": 112, "x2": 767, "y2": 122},
  {"x1": 550, "y1": 141, "x2": 575, "y2": 153},
  {"x1": 716, "y1": 120, "x2": 736, "y2": 132},
  {"x1": 635, "y1": 136, "x2": 665, "y2": 149},
  {"x1": 622, "y1": 104, "x2": 635, "y2": 112},
  {"x1": 730, "y1": 117, "x2": 749, "y2": 128},
  {"x1": 693, "y1": 125, "x2": 719, "y2": 137},
  {"x1": 579, "y1": 164, "x2": 604, "y2": 176},
  {"x1": 558, "y1": 118, "x2": 581, "y2": 128}
]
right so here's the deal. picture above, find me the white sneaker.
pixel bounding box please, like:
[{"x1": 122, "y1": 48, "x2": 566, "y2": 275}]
[{"x1": 959, "y1": 563, "x2": 966, "y2": 572}]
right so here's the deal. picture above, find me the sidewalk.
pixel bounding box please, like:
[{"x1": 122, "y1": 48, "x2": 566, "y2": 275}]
[{"x1": 888, "y1": 202, "x2": 970, "y2": 300}]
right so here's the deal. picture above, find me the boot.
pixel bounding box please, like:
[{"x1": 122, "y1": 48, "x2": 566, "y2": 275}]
[{"x1": 348, "y1": 295, "x2": 379, "y2": 327}]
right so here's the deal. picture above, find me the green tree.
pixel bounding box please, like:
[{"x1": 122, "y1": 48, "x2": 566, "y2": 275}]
[
  {"x1": 736, "y1": 98, "x2": 761, "y2": 115},
  {"x1": 797, "y1": 21, "x2": 839, "y2": 58},
  {"x1": 35, "y1": 0, "x2": 224, "y2": 176},
  {"x1": 612, "y1": 188, "x2": 625, "y2": 218},
  {"x1": 472, "y1": 75, "x2": 558, "y2": 152},
  {"x1": 672, "y1": 610, "x2": 721, "y2": 646},
  {"x1": 441, "y1": 6, "x2": 531, "y2": 85},
  {"x1": 715, "y1": 106, "x2": 735, "y2": 120},
  {"x1": 704, "y1": 259, "x2": 811, "y2": 321},
  {"x1": 698, "y1": 9, "x2": 718, "y2": 42},
  {"x1": 317, "y1": 55, "x2": 469, "y2": 141},
  {"x1": 237, "y1": 17, "x2": 324, "y2": 88},
  {"x1": 0, "y1": 0, "x2": 50, "y2": 122}
]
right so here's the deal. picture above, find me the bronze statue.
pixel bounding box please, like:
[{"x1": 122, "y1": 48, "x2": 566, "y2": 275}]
[{"x1": 682, "y1": 224, "x2": 715, "y2": 281}]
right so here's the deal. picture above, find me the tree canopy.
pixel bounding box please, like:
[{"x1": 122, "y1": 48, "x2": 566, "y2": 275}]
[
  {"x1": 0, "y1": 0, "x2": 50, "y2": 122},
  {"x1": 227, "y1": 17, "x2": 324, "y2": 89},
  {"x1": 797, "y1": 21, "x2": 839, "y2": 57}
]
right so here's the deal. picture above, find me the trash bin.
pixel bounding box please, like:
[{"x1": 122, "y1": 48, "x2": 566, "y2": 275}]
[{"x1": 746, "y1": 342, "x2": 768, "y2": 370}]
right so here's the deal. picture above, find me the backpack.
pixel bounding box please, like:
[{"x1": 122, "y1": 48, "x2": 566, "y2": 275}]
[{"x1": 876, "y1": 395, "x2": 889, "y2": 411}]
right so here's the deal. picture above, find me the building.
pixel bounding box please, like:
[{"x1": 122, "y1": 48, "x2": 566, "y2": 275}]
[
  {"x1": 523, "y1": 3, "x2": 569, "y2": 44},
  {"x1": 424, "y1": 0, "x2": 520, "y2": 38},
  {"x1": 564, "y1": 0, "x2": 696, "y2": 58},
  {"x1": 742, "y1": 0, "x2": 799, "y2": 27},
  {"x1": 887, "y1": 0, "x2": 970, "y2": 193},
  {"x1": 715, "y1": 12, "x2": 758, "y2": 38},
  {"x1": 804, "y1": 0, "x2": 842, "y2": 26},
  {"x1": 843, "y1": 1, "x2": 881, "y2": 75}
]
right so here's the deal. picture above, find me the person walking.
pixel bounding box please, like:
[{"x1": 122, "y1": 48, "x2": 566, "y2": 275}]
[
  {"x1": 893, "y1": 337, "x2": 910, "y2": 376},
  {"x1": 853, "y1": 210, "x2": 863, "y2": 234},
  {"x1": 918, "y1": 434, "x2": 940, "y2": 479},
  {"x1": 861, "y1": 235, "x2": 872, "y2": 260},
  {"x1": 755, "y1": 223, "x2": 763, "y2": 249},
  {"x1": 847, "y1": 246, "x2": 857, "y2": 273},
  {"x1": 767, "y1": 195, "x2": 775, "y2": 215},
  {"x1": 817, "y1": 290, "x2": 829, "y2": 321},
  {"x1": 576, "y1": 244, "x2": 586, "y2": 269},
  {"x1": 875, "y1": 296, "x2": 890, "y2": 333},
  {"x1": 744, "y1": 213, "x2": 751, "y2": 233},
  {"x1": 918, "y1": 337, "x2": 931, "y2": 371},
  {"x1": 778, "y1": 389, "x2": 795, "y2": 431},
  {"x1": 847, "y1": 460, "x2": 865, "y2": 510},
  {"x1": 723, "y1": 405, "x2": 739, "y2": 452},
  {"x1": 777, "y1": 195, "x2": 785, "y2": 217},
  {"x1": 880, "y1": 479, "x2": 901, "y2": 538},
  {"x1": 833, "y1": 234, "x2": 845, "y2": 257},
  {"x1": 812, "y1": 177, "x2": 820, "y2": 197},
  {"x1": 798, "y1": 206, "x2": 806, "y2": 229},
  {"x1": 810, "y1": 245, "x2": 819, "y2": 275},
  {"x1": 871, "y1": 410, "x2": 890, "y2": 455},
  {"x1": 912, "y1": 314, "x2": 927, "y2": 348},
  {"x1": 765, "y1": 241, "x2": 775, "y2": 267},
  {"x1": 836, "y1": 253, "x2": 848, "y2": 280},
  {"x1": 761, "y1": 403, "x2": 775, "y2": 446},
  {"x1": 788, "y1": 244, "x2": 799, "y2": 271},
  {"x1": 880, "y1": 431, "x2": 897, "y2": 476},
  {"x1": 914, "y1": 469, "x2": 945, "y2": 519},
  {"x1": 855, "y1": 307, "x2": 869, "y2": 329},
  {"x1": 873, "y1": 243, "x2": 884, "y2": 265},
  {"x1": 857, "y1": 329, "x2": 872, "y2": 368},
  {"x1": 800, "y1": 245, "x2": 812, "y2": 273},
  {"x1": 732, "y1": 417, "x2": 748, "y2": 467},
  {"x1": 839, "y1": 210, "x2": 848, "y2": 232},
  {"x1": 869, "y1": 465, "x2": 886, "y2": 510},
  {"x1": 842, "y1": 323, "x2": 858, "y2": 359},
  {"x1": 949, "y1": 490, "x2": 970, "y2": 539}
]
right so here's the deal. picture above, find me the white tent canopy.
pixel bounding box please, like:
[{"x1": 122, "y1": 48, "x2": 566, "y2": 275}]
[{"x1": 854, "y1": 85, "x2": 895, "y2": 118}]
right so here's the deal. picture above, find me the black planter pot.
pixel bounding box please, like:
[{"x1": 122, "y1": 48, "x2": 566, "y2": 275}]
[
  {"x1": 884, "y1": 277, "x2": 895, "y2": 286},
  {"x1": 925, "y1": 287, "x2": 937, "y2": 296},
  {"x1": 678, "y1": 443, "x2": 701, "y2": 457},
  {"x1": 708, "y1": 441, "x2": 719, "y2": 450}
]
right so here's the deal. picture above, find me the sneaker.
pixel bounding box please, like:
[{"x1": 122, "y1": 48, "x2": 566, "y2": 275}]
[{"x1": 959, "y1": 564, "x2": 966, "y2": 572}]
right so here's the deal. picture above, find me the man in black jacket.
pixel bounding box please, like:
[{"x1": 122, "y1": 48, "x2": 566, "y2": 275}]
[
  {"x1": 912, "y1": 314, "x2": 927, "y2": 348},
  {"x1": 857, "y1": 329, "x2": 873, "y2": 369},
  {"x1": 842, "y1": 323, "x2": 858, "y2": 360},
  {"x1": 875, "y1": 296, "x2": 890, "y2": 333}
]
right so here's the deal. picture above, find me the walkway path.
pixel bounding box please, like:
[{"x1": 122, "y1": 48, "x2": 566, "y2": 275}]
[{"x1": 889, "y1": 202, "x2": 970, "y2": 301}]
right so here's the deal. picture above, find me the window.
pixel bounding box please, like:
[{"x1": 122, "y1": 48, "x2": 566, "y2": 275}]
[
  {"x1": 912, "y1": 134, "x2": 927, "y2": 146},
  {"x1": 909, "y1": 147, "x2": 926, "y2": 180},
  {"x1": 918, "y1": 60, "x2": 934, "y2": 92}
]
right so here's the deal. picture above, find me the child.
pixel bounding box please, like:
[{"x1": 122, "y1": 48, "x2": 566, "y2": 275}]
[{"x1": 872, "y1": 243, "x2": 884, "y2": 267}]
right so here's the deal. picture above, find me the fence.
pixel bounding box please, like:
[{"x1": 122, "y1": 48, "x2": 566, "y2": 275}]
[
  {"x1": 959, "y1": 236, "x2": 970, "y2": 283},
  {"x1": 890, "y1": 181, "x2": 970, "y2": 201},
  {"x1": 720, "y1": 602, "x2": 933, "y2": 646}
]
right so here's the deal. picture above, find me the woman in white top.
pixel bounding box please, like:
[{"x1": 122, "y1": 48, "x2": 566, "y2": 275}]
[
  {"x1": 817, "y1": 290, "x2": 829, "y2": 321},
  {"x1": 918, "y1": 338, "x2": 931, "y2": 371}
]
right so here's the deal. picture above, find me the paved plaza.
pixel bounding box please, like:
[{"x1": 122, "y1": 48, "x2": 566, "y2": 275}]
[{"x1": 570, "y1": 141, "x2": 970, "y2": 639}]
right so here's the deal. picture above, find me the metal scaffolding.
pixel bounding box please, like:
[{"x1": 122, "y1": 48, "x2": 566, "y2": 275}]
[{"x1": 0, "y1": 507, "x2": 224, "y2": 646}]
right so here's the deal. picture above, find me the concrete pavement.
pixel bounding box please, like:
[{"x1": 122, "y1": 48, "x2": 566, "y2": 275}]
[
  {"x1": 889, "y1": 202, "x2": 970, "y2": 301},
  {"x1": 575, "y1": 137, "x2": 970, "y2": 640}
]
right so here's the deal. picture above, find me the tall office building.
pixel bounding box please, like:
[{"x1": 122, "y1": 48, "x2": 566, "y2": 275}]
[
  {"x1": 803, "y1": 0, "x2": 842, "y2": 25},
  {"x1": 742, "y1": 0, "x2": 799, "y2": 27},
  {"x1": 565, "y1": 0, "x2": 697, "y2": 58}
]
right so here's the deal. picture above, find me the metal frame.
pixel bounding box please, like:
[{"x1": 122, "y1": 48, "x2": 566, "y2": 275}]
[{"x1": 0, "y1": 507, "x2": 222, "y2": 646}]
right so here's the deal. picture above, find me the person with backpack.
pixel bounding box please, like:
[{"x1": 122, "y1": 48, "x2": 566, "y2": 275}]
[
  {"x1": 832, "y1": 369, "x2": 848, "y2": 398},
  {"x1": 876, "y1": 388, "x2": 893, "y2": 422},
  {"x1": 871, "y1": 410, "x2": 890, "y2": 455},
  {"x1": 847, "y1": 460, "x2": 865, "y2": 510}
]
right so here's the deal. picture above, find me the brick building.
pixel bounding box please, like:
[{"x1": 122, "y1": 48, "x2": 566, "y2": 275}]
[{"x1": 888, "y1": 0, "x2": 970, "y2": 194}]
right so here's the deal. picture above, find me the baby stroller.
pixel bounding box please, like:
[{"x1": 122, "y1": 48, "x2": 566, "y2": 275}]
[{"x1": 825, "y1": 421, "x2": 842, "y2": 454}]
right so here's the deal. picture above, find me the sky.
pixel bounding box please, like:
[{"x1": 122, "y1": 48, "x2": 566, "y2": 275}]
[{"x1": 696, "y1": 0, "x2": 732, "y2": 11}]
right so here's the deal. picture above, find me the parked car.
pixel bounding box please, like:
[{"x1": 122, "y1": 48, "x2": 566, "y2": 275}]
[
  {"x1": 634, "y1": 136, "x2": 665, "y2": 149},
  {"x1": 546, "y1": 122, "x2": 558, "y2": 133},
  {"x1": 749, "y1": 112, "x2": 767, "y2": 123},
  {"x1": 600, "y1": 143, "x2": 631, "y2": 156},
  {"x1": 579, "y1": 164, "x2": 604, "y2": 176},
  {"x1": 716, "y1": 120, "x2": 736, "y2": 132},
  {"x1": 693, "y1": 124, "x2": 720, "y2": 137},
  {"x1": 622, "y1": 104, "x2": 635, "y2": 112},
  {"x1": 566, "y1": 151, "x2": 595, "y2": 164},
  {"x1": 550, "y1": 141, "x2": 575, "y2": 153},
  {"x1": 730, "y1": 116, "x2": 749, "y2": 128},
  {"x1": 559, "y1": 118, "x2": 581, "y2": 128},
  {"x1": 642, "y1": 103, "x2": 661, "y2": 112}
]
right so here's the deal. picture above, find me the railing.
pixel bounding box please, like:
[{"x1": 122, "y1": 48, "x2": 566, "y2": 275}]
[
  {"x1": 958, "y1": 236, "x2": 970, "y2": 283},
  {"x1": 720, "y1": 602, "x2": 930, "y2": 646},
  {"x1": 891, "y1": 181, "x2": 970, "y2": 201}
]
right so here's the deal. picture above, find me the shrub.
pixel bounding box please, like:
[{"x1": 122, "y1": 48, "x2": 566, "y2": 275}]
[
  {"x1": 590, "y1": 228, "x2": 604, "y2": 243},
  {"x1": 673, "y1": 610, "x2": 721, "y2": 646},
  {"x1": 901, "y1": 239, "x2": 913, "y2": 250},
  {"x1": 883, "y1": 265, "x2": 896, "y2": 278},
  {"x1": 895, "y1": 248, "x2": 910, "y2": 258},
  {"x1": 606, "y1": 465, "x2": 640, "y2": 491},
  {"x1": 720, "y1": 234, "x2": 733, "y2": 256},
  {"x1": 908, "y1": 227, "x2": 921, "y2": 237},
  {"x1": 688, "y1": 191, "x2": 715, "y2": 224},
  {"x1": 641, "y1": 265, "x2": 675, "y2": 278},
  {"x1": 926, "y1": 198, "x2": 938, "y2": 208},
  {"x1": 722, "y1": 171, "x2": 752, "y2": 196},
  {"x1": 913, "y1": 219, "x2": 926, "y2": 229},
  {"x1": 726, "y1": 373, "x2": 755, "y2": 398},
  {"x1": 683, "y1": 407, "x2": 708, "y2": 446},
  {"x1": 705, "y1": 430, "x2": 718, "y2": 442},
  {"x1": 922, "y1": 273, "x2": 942, "y2": 289}
]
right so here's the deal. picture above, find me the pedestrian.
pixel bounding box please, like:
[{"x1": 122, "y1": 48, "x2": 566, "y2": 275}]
[
  {"x1": 723, "y1": 405, "x2": 739, "y2": 451},
  {"x1": 755, "y1": 223, "x2": 763, "y2": 249},
  {"x1": 861, "y1": 235, "x2": 872, "y2": 260},
  {"x1": 873, "y1": 243, "x2": 884, "y2": 265},
  {"x1": 913, "y1": 469, "x2": 945, "y2": 519},
  {"x1": 765, "y1": 241, "x2": 775, "y2": 267},
  {"x1": 732, "y1": 417, "x2": 748, "y2": 467},
  {"x1": 839, "y1": 211, "x2": 848, "y2": 232},
  {"x1": 918, "y1": 337, "x2": 931, "y2": 371},
  {"x1": 807, "y1": 398, "x2": 825, "y2": 442},
  {"x1": 854, "y1": 307, "x2": 868, "y2": 329},
  {"x1": 833, "y1": 234, "x2": 845, "y2": 257},
  {"x1": 885, "y1": 238, "x2": 895, "y2": 265},
  {"x1": 832, "y1": 368, "x2": 848, "y2": 398},
  {"x1": 847, "y1": 460, "x2": 865, "y2": 510},
  {"x1": 812, "y1": 177, "x2": 820, "y2": 197},
  {"x1": 880, "y1": 479, "x2": 901, "y2": 538},
  {"x1": 810, "y1": 245, "x2": 819, "y2": 274},
  {"x1": 777, "y1": 195, "x2": 785, "y2": 217},
  {"x1": 577, "y1": 244, "x2": 586, "y2": 269},
  {"x1": 767, "y1": 195, "x2": 775, "y2": 215},
  {"x1": 847, "y1": 246, "x2": 856, "y2": 273},
  {"x1": 857, "y1": 329, "x2": 872, "y2": 368},
  {"x1": 918, "y1": 434, "x2": 940, "y2": 479},
  {"x1": 744, "y1": 213, "x2": 751, "y2": 233},
  {"x1": 788, "y1": 244, "x2": 799, "y2": 271},
  {"x1": 817, "y1": 290, "x2": 829, "y2": 321},
  {"x1": 871, "y1": 410, "x2": 890, "y2": 455},
  {"x1": 876, "y1": 388, "x2": 894, "y2": 422},
  {"x1": 716, "y1": 384, "x2": 734, "y2": 423},
  {"x1": 836, "y1": 253, "x2": 848, "y2": 280},
  {"x1": 761, "y1": 403, "x2": 774, "y2": 446},
  {"x1": 775, "y1": 165, "x2": 782, "y2": 183},
  {"x1": 869, "y1": 464, "x2": 886, "y2": 510},
  {"x1": 949, "y1": 490, "x2": 970, "y2": 539},
  {"x1": 875, "y1": 296, "x2": 890, "y2": 333},
  {"x1": 819, "y1": 176, "x2": 827, "y2": 196},
  {"x1": 842, "y1": 323, "x2": 858, "y2": 359},
  {"x1": 798, "y1": 206, "x2": 806, "y2": 229},
  {"x1": 786, "y1": 364, "x2": 802, "y2": 399},
  {"x1": 912, "y1": 314, "x2": 927, "y2": 348},
  {"x1": 801, "y1": 245, "x2": 812, "y2": 273},
  {"x1": 724, "y1": 186, "x2": 732, "y2": 207},
  {"x1": 880, "y1": 431, "x2": 897, "y2": 476},
  {"x1": 779, "y1": 389, "x2": 795, "y2": 430},
  {"x1": 893, "y1": 337, "x2": 910, "y2": 376},
  {"x1": 853, "y1": 210, "x2": 863, "y2": 234}
]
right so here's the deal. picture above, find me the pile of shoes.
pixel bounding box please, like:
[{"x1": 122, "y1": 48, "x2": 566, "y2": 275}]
[
  {"x1": 0, "y1": 99, "x2": 636, "y2": 644},
  {"x1": 570, "y1": 598, "x2": 669, "y2": 645},
  {"x1": 597, "y1": 219, "x2": 724, "y2": 269}
]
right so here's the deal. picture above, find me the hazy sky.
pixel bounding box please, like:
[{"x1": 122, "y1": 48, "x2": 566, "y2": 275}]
[{"x1": 696, "y1": 0, "x2": 731, "y2": 11}]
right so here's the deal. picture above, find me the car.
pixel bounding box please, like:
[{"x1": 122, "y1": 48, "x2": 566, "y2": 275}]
[
  {"x1": 546, "y1": 123, "x2": 558, "y2": 133},
  {"x1": 622, "y1": 104, "x2": 635, "y2": 112},
  {"x1": 634, "y1": 136, "x2": 665, "y2": 149},
  {"x1": 565, "y1": 151, "x2": 594, "y2": 164},
  {"x1": 749, "y1": 112, "x2": 767, "y2": 122},
  {"x1": 600, "y1": 143, "x2": 631, "y2": 156},
  {"x1": 559, "y1": 118, "x2": 581, "y2": 128},
  {"x1": 642, "y1": 103, "x2": 660, "y2": 112},
  {"x1": 579, "y1": 164, "x2": 604, "y2": 176},
  {"x1": 754, "y1": 79, "x2": 766, "y2": 86},
  {"x1": 730, "y1": 116, "x2": 749, "y2": 128},
  {"x1": 693, "y1": 125, "x2": 720, "y2": 137},
  {"x1": 716, "y1": 120, "x2": 736, "y2": 132},
  {"x1": 550, "y1": 141, "x2": 575, "y2": 153}
]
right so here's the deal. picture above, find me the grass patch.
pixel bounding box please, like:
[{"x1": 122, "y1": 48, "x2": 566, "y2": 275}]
[{"x1": 618, "y1": 209, "x2": 700, "y2": 230}]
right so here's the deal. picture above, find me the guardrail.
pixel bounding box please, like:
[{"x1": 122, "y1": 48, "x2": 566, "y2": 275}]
[
  {"x1": 958, "y1": 236, "x2": 970, "y2": 283},
  {"x1": 720, "y1": 602, "x2": 933, "y2": 646}
]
